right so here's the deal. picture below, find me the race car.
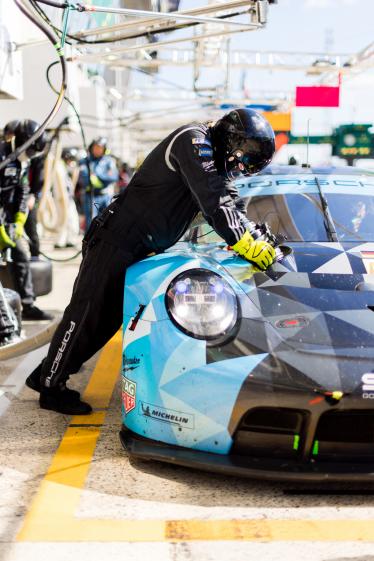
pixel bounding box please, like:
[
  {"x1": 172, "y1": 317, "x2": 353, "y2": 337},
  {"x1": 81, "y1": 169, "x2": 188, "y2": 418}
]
[{"x1": 120, "y1": 165, "x2": 374, "y2": 481}]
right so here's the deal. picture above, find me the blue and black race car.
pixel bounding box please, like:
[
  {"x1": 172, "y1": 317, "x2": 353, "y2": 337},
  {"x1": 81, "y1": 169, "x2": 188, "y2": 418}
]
[{"x1": 120, "y1": 166, "x2": 374, "y2": 481}]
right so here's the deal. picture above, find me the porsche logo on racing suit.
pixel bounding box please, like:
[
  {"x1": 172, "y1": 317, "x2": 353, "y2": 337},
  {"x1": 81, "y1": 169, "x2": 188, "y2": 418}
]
[
  {"x1": 45, "y1": 321, "x2": 76, "y2": 387},
  {"x1": 122, "y1": 376, "x2": 137, "y2": 413}
]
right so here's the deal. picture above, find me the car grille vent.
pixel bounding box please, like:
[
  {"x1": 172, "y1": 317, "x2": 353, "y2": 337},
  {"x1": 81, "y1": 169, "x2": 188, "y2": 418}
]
[
  {"x1": 232, "y1": 407, "x2": 307, "y2": 459},
  {"x1": 313, "y1": 411, "x2": 374, "y2": 462}
]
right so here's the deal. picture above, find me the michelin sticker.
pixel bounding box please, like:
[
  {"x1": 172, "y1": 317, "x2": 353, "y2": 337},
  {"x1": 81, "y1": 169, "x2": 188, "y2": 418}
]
[
  {"x1": 122, "y1": 376, "x2": 137, "y2": 413},
  {"x1": 140, "y1": 401, "x2": 194, "y2": 429}
]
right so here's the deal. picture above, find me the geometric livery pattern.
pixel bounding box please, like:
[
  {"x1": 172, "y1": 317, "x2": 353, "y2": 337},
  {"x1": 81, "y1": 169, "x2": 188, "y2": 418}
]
[{"x1": 122, "y1": 171, "x2": 374, "y2": 476}]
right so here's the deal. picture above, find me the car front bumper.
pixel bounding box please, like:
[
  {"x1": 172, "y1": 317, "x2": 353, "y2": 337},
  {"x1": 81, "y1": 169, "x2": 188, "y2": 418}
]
[{"x1": 120, "y1": 427, "x2": 374, "y2": 483}]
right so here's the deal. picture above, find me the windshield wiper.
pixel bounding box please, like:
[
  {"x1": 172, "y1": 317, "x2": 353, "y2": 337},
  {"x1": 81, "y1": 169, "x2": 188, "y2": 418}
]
[{"x1": 314, "y1": 176, "x2": 338, "y2": 242}]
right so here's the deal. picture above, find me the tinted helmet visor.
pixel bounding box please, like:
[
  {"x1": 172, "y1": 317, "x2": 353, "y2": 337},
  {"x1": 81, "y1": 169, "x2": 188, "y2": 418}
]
[{"x1": 224, "y1": 146, "x2": 273, "y2": 180}]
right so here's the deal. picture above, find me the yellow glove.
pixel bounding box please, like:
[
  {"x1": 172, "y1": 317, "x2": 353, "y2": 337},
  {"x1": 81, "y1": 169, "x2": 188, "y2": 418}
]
[
  {"x1": 232, "y1": 230, "x2": 276, "y2": 270},
  {"x1": 14, "y1": 211, "x2": 27, "y2": 240},
  {"x1": 90, "y1": 174, "x2": 104, "y2": 189},
  {"x1": 0, "y1": 224, "x2": 16, "y2": 251}
]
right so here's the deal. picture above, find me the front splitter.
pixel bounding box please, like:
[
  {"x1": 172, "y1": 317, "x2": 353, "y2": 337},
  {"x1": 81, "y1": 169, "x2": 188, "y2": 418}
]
[{"x1": 120, "y1": 428, "x2": 374, "y2": 483}]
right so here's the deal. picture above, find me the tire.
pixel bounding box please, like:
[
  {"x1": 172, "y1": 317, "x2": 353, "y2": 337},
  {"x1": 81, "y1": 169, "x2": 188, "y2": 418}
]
[
  {"x1": 3, "y1": 288, "x2": 21, "y2": 335},
  {"x1": 0, "y1": 258, "x2": 53, "y2": 297}
]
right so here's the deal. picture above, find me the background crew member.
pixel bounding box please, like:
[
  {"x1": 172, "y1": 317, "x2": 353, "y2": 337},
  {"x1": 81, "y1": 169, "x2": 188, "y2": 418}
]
[
  {"x1": 0, "y1": 120, "x2": 52, "y2": 321},
  {"x1": 3, "y1": 120, "x2": 43, "y2": 256},
  {"x1": 78, "y1": 137, "x2": 119, "y2": 231},
  {"x1": 27, "y1": 108, "x2": 276, "y2": 415},
  {"x1": 25, "y1": 153, "x2": 45, "y2": 259},
  {"x1": 54, "y1": 147, "x2": 80, "y2": 249}
]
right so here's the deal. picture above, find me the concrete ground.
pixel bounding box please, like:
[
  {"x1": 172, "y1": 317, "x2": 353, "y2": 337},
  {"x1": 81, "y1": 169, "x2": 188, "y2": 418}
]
[{"x1": 1, "y1": 243, "x2": 374, "y2": 561}]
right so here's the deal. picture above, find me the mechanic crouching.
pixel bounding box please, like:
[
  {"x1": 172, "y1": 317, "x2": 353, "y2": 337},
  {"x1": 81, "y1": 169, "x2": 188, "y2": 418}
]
[
  {"x1": 27, "y1": 108, "x2": 276, "y2": 415},
  {"x1": 0, "y1": 120, "x2": 52, "y2": 321}
]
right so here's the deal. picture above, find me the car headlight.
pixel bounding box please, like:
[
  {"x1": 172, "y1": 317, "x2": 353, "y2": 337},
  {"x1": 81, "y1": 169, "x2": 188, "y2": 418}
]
[{"x1": 166, "y1": 269, "x2": 238, "y2": 340}]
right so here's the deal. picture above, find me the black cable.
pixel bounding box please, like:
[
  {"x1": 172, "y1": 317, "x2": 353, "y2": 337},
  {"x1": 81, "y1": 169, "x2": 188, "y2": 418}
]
[
  {"x1": 46, "y1": 61, "x2": 89, "y2": 150},
  {"x1": 0, "y1": 0, "x2": 67, "y2": 171},
  {"x1": 39, "y1": 249, "x2": 82, "y2": 262}
]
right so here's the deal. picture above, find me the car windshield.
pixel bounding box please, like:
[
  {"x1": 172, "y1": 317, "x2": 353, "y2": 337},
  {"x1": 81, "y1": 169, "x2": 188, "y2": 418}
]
[{"x1": 185, "y1": 168, "x2": 374, "y2": 243}]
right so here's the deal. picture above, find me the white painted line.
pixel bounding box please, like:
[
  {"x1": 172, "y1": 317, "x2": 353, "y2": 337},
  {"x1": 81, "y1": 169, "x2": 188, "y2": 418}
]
[{"x1": 0, "y1": 344, "x2": 48, "y2": 417}]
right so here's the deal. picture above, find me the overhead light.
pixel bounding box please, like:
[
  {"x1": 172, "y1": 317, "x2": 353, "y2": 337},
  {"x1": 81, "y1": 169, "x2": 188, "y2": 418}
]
[
  {"x1": 109, "y1": 87, "x2": 123, "y2": 100},
  {"x1": 107, "y1": 55, "x2": 119, "y2": 61}
]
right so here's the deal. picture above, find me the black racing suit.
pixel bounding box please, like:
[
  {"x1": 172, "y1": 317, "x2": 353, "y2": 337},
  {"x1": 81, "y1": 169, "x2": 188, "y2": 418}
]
[
  {"x1": 39, "y1": 123, "x2": 251, "y2": 388},
  {"x1": 0, "y1": 140, "x2": 35, "y2": 307},
  {"x1": 24, "y1": 155, "x2": 45, "y2": 257}
]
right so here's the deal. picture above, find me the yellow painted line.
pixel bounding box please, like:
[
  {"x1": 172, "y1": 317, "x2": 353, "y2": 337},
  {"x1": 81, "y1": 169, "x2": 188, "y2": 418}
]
[
  {"x1": 18, "y1": 517, "x2": 374, "y2": 543},
  {"x1": 166, "y1": 519, "x2": 374, "y2": 542},
  {"x1": 16, "y1": 329, "x2": 374, "y2": 543},
  {"x1": 70, "y1": 412, "x2": 106, "y2": 425},
  {"x1": 17, "y1": 331, "x2": 122, "y2": 542},
  {"x1": 79, "y1": 331, "x2": 123, "y2": 410}
]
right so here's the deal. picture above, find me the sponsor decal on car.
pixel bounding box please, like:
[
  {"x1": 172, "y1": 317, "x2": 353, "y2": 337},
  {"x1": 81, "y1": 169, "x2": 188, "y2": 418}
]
[
  {"x1": 124, "y1": 356, "x2": 140, "y2": 366},
  {"x1": 123, "y1": 356, "x2": 141, "y2": 373},
  {"x1": 139, "y1": 401, "x2": 194, "y2": 429},
  {"x1": 122, "y1": 376, "x2": 137, "y2": 413},
  {"x1": 362, "y1": 372, "x2": 374, "y2": 399}
]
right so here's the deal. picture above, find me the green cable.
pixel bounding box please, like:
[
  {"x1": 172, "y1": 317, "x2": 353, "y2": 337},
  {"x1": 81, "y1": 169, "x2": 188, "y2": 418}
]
[{"x1": 59, "y1": 2, "x2": 73, "y2": 54}]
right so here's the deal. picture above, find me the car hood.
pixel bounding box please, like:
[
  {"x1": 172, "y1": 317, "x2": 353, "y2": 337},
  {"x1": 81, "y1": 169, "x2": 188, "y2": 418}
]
[{"x1": 193, "y1": 240, "x2": 374, "y2": 353}]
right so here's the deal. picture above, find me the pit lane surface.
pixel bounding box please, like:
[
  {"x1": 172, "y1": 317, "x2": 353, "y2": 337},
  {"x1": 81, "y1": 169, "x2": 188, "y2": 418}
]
[{"x1": 1, "y1": 255, "x2": 374, "y2": 561}]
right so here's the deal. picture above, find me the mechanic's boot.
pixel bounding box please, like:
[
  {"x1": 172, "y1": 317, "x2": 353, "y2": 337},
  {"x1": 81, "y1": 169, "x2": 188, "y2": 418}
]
[
  {"x1": 22, "y1": 305, "x2": 53, "y2": 321},
  {"x1": 40, "y1": 387, "x2": 92, "y2": 415},
  {"x1": 25, "y1": 362, "x2": 44, "y2": 392},
  {"x1": 26, "y1": 362, "x2": 80, "y2": 400}
]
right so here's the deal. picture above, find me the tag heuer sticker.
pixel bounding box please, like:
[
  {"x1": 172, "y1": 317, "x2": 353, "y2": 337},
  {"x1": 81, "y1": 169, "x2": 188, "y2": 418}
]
[{"x1": 122, "y1": 376, "x2": 137, "y2": 414}]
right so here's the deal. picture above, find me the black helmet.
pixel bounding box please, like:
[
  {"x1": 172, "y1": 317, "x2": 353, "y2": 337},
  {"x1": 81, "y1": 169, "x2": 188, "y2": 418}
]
[
  {"x1": 211, "y1": 108, "x2": 275, "y2": 180},
  {"x1": 89, "y1": 137, "x2": 107, "y2": 155},
  {"x1": 14, "y1": 119, "x2": 47, "y2": 158},
  {"x1": 61, "y1": 146, "x2": 79, "y2": 162},
  {"x1": 3, "y1": 120, "x2": 21, "y2": 139}
]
